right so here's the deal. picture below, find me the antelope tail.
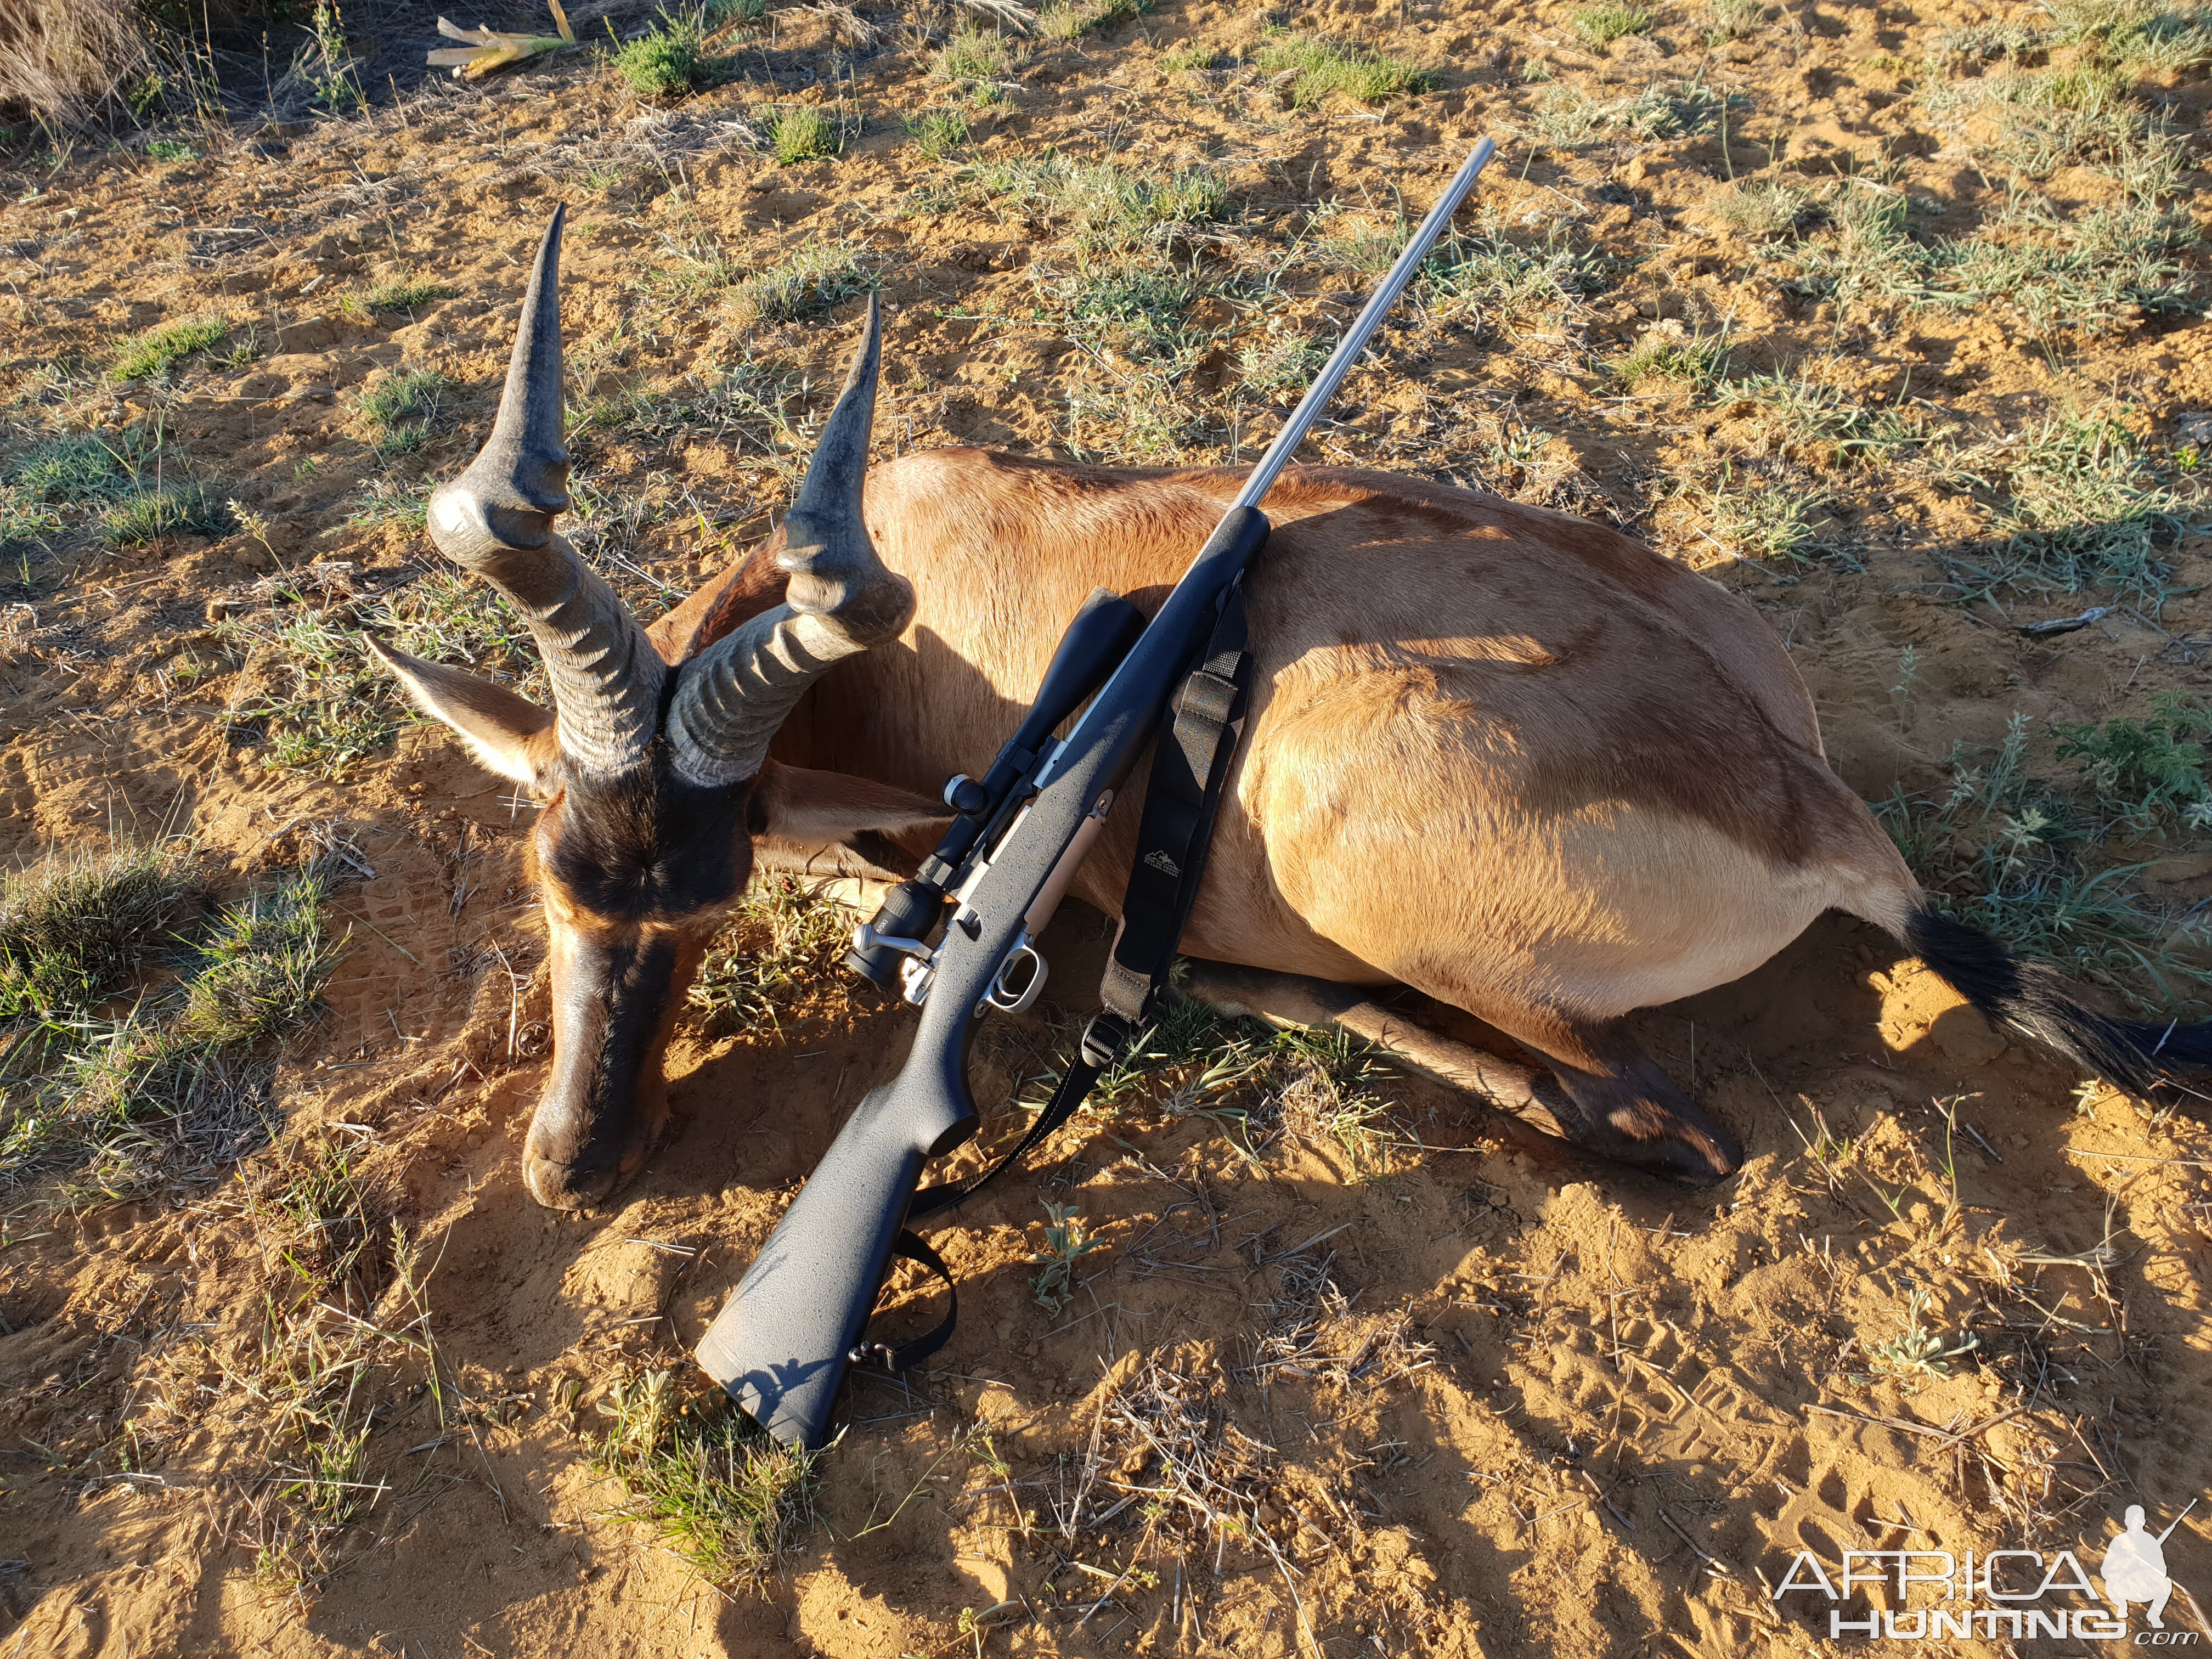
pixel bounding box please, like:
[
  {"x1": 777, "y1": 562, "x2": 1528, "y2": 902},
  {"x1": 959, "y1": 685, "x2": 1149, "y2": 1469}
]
[{"x1": 1898, "y1": 906, "x2": 2212, "y2": 1093}]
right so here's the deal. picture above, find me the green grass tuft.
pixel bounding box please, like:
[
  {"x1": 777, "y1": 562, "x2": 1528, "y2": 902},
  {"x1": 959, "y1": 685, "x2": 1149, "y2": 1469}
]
[
  {"x1": 1612, "y1": 324, "x2": 1731, "y2": 393},
  {"x1": 1159, "y1": 40, "x2": 1220, "y2": 72},
  {"x1": 8, "y1": 431, "x2": 144, "y2": 503},
  {"x1": 612, "y1": 9, "x2": 710, "y2": 99},
  {"x1": 357, "y1": 369, "x2": 452, "y2": 456},
  {"x1": 100, "y1": 484, "x2": 232, "y2": 545},
  {"x1": 1707, "y1": 178, "x2": 1816, "y2": 239},
  {"x1": 905, "y1": 107, "x2": 970, "y2": 160},
  {"x1": 1040, "y1": 0, "x2": 1149, "y2": 42},
  {"x1": 344, "y1": 276, "x2": 457, "y2": 317},
  {"x1": 1705, "y1": 0, "x2": 1768, "y2": 41},
  {"x1": 1937, "y1": 410, "x2": 2189, "y2": 609},
  {"x1": 767, "y1": 105, "x2": 840, "y2": 165},
  {"x1": 0, "y1": 852, "x2": 345, "y2": 1199},
  {"x1": 685, "y1": 878, "x2": 850, "y2": 1038},
  {"x1": 145, "y1": 139, "x2": 200, "y2": 162},
  {"x1": 1255, "y1": 36, "x2": 1432, "y2": 106},
  {"x1": 724, "y1": 242, "x2": 876, "y2": 329},
  {"x1": 2055, "y1": 695, "x2": 2212, "y2": 834},
  {"x1": 1534, "y1": 81, "x2": 1729, "y2": 145},
  {"x1": 0, "y1": 845, "x2": 200, "y2": 1022},
  {"x1": 595, "y1": 1369, "x2": 819, "y2": 1587},
  {"x1": 112, "y1": 316, "x2": 229, "y2": 381},
  {"x1": 1574, "y1": 4, "x2": 1656, "y2": 44},
  {"x1": 934, "y1": 27, "x2": 1026, "y2": 100},
  {"x1": 1876, "y1": 714, "x2": 2212, "y2": 1013}
]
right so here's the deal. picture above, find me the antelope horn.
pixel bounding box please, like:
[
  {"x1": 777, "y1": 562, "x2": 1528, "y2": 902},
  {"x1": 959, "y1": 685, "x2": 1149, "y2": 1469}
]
[
  {"x1": 667, "y1": 296, "x2": 914, "y2": 787},
  {"x1": 426, "y1": 205, "x2": 663, "y2": 778}
]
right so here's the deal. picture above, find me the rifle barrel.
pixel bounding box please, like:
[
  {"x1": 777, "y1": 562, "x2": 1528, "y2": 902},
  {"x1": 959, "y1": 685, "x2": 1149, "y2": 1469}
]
[{"x1": 1229, "y1": 136, "x2": 1496, "y2": 514}]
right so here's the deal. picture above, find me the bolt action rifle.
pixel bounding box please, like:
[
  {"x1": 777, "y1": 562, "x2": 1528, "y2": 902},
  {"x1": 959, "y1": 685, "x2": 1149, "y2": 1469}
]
[{"x1": 697, "y1": 138, "x2": 1498, "y2": 1450}]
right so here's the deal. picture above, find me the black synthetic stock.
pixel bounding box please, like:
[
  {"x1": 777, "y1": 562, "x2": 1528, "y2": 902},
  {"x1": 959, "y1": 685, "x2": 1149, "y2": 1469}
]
[
  {"x1": 1901, "y1": 906, "x2": 2212, "y2": 1090},
  {"x1": 695, "y1": 1054, "x2": 979, "y2": 1447},
  {"x1": 697, "y1": 507, "x2": 1272, "y2": 1449}
]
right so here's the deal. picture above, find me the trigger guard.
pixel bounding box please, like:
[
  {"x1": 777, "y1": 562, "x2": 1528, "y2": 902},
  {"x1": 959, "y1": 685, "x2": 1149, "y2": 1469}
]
[{"x1": 984, "y1": 939, "x2": 1048, "y2": 1015}]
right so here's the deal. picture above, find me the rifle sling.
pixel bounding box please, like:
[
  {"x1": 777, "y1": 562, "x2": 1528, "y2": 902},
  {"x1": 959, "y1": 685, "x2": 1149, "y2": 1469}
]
[{"x1": 867, "y1": 584, "x2": 1252, "y2": 1368}]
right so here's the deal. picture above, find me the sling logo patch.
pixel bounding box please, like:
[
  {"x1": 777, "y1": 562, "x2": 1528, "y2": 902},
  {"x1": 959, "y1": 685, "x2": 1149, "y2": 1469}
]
[{"x1": 1143, "y1": 850, "x2": 1181, "y2": 877}]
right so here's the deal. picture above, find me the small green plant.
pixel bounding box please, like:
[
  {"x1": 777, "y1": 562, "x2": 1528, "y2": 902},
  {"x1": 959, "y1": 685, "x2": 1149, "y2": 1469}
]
[
  {"x1": 0, "y1": 487, "x2": 61, "y2": 551},
  {"x1": 1421, "y1": 221, "x2": 1607, "y2": 332},
  {"x1": 1027, "y1": 1200, "x2": 1108, "y2": 1311},
  {"x1": 343, "y1": 276, "x2": 457, "y2": 317},
  {"x1": 906, "y1": 108, "x2": 970, "y2": 160},
  {"x1": 1160, "y1": 40, "x2": 1220, "y2": 72},
  {"x1": 2055, "y1": 695, "x2": 2212, "y2": 834},
  {"x1": 1866, "y1": 1288, "x2": 1979, "y2": 1383},
  {"x1": 1705, "y1": 0, "x2": 1767, "y2": 41},
  {"x1": 145, "y1": 139, "x2": 201, "y2": 162},
  {"x1": 180, "y1": 874, "x2": 335, "y2": 1047},
  {"x1": 685, "y1": 879, "x2": 850, "y2": 1036},
  {"x1": 1707, "y1": 178, "x2": 1815, "y2": 238},
  {"x1": 1254, "y1": 36, "x2": 1432, "y2": 106},
  {"x1": 612, "y1": 8, "x2": 710, "y2": 99},
  {"x1": 724, "y1": 241, "x2": 876, "y2": 329},
  {"x1": 356, "y1": 368, "x2": 452, "y2": 456},
  {"x1": 963, "y1": 155, "x2": 1226, "y2": 258},
  {"x1": 1535, "y1": 81, "x2": 1728, "y2": 145},
  {"x1": 9, "y1": 431, "x2": 143, "y2": 502},
  {"x1": 1875, "y1": 713, "x2": 2212, "y2": 1012},
  {"x1": 101, "y1": 484, "x2": 232, "y2": 545},
  {"x1": 0, "y1": 846, "x2": 200, "y2": 1022},
  {"x1": 1237, "y1": 331, "x2": 1322, "y2": 396},
  {"x1": 112, "y1": 316, "x2": 230, "y2": 381},
  {"x1": 341, "y1": 476, "x2": 433, "y2": 534},
  {"x1": 596, "y1": 1368, "x2": 819, "y2": 1585},
  {"x1": 1574, "y1": 4, "x2": 1656, "y2": 45},
  {"x1": 767, "y1": 105, "x2": 840, "y2": 164},
  {"x1": 1041, "y1": 0, "x2": 1149, "y2": 40},
  {"x1": 709, "y1": 0, "x2": 766, "y2": 20},
  {"x1": 1920, "y1": 64, "x2": 2183, "y2": 190},
  {"x1": 1939, "y1": 410, "x2": 2188, "y2": 610},
  {"x1": 1611, "y1": 324, "x2": 1730, "y2": 392},
  {"x1": 301, "y1": 1, "x2": 363, "y2": 111},
  {"x1": 1694, "y1": 467, "x2": 1833, "y2": 562},
  {"x1": 0, "y1": 854, "x2": 343, "y2": 1197},
  {"x1": 934, "y1": 27, "x2": 1025, "y2": 100}
]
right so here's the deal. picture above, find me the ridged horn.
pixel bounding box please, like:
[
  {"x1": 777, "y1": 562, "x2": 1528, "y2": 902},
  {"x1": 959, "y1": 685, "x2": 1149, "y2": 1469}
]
[
  {"x1": 667, "y1": 296, "x2": 913, "y2": 787},
  {"x1": 426, "y1": 205, "x2": 664, "y2": 779}
]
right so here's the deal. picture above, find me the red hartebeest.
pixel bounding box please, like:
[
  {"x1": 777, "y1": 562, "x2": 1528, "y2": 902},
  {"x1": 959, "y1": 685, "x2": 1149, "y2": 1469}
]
[{"x1": 370, "y1": 211, "x2": 2210, "y2": 1209}]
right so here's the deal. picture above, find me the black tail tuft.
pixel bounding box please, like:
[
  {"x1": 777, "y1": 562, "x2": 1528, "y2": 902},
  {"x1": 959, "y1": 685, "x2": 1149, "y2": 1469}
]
[{"x1": 1901, "y1": 907, "x2": 2212, "y2": 1093}]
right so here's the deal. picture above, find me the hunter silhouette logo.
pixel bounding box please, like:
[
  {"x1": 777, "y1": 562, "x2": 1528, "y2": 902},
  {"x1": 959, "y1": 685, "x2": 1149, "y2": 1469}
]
[
  {"x1": 2106, "y1": 1505, "x2": 2185, "y2": 1630},
  {"x1": 1142, "y1": 849, "x2": 1182, "y2": 877},
  {"x1": 1773, "y1": 1500, "x2": 2203, "y2": 1643}
]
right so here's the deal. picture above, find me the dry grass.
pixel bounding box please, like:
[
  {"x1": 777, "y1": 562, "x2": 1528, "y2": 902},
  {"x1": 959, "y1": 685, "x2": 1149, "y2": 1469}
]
[{"x1": 0, "y1": 0, "x2": 148, "y2": 129}]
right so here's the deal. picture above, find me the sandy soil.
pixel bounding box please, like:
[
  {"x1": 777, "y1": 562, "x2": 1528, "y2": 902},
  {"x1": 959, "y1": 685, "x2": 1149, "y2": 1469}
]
[{"x1": 4, "y1": 1, "x2": 2212, "y2": 1655}]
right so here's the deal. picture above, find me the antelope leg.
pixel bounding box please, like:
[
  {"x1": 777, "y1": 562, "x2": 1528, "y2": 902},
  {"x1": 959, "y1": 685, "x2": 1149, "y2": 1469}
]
[{"x1": 1175, "y1": 960, "x2": 1576, "y2": 1143}]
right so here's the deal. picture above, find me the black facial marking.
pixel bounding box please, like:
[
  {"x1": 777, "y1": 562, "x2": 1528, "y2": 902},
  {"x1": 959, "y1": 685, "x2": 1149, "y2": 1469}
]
[{"x1": 546, "y1": 758, "x2": 752, "y2": 922}]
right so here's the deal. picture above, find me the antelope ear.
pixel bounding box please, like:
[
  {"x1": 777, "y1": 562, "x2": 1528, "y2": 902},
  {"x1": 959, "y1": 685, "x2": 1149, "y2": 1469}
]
[
  {"x1": 366, "y1": 635, "x2": 560, "y2": 794},
  {"x1": 744, "y1": 759, "x2": 950, "y2": 843}
]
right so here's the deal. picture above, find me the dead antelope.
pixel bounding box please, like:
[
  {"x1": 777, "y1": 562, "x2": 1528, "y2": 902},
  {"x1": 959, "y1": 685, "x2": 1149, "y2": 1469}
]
[{"x1": 371, "y1": 211, "x2": 2211, "y2": 1209}]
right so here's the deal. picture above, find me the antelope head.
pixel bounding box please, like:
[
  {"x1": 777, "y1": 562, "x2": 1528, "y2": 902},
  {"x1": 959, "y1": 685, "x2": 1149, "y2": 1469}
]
[{"x1": 369, "y1": 208, "x2": 933, "y2": 1209}]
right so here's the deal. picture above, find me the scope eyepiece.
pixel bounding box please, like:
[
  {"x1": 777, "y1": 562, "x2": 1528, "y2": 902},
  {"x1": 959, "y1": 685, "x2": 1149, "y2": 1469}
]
[
  {"x1": 844, "y1": 877, "x2": 948, "y2": 987},
  {"x1": 941, "y1": 774, "x2": 990, "y2": 816}
]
